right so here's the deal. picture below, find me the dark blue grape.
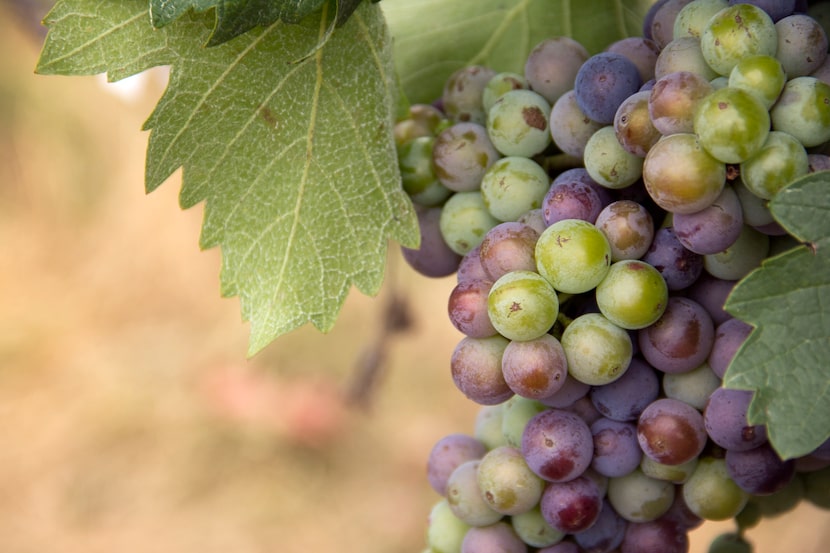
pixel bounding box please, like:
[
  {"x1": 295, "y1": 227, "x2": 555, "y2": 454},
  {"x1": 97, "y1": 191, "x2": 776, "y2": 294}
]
[{"x1": 574, "y1": 53, "x2": 642, "y2": 125}]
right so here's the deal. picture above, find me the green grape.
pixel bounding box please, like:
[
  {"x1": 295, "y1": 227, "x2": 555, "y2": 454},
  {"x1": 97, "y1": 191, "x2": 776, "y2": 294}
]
[
  {"x1": 393, "y1": 103, "x2": 446, "y2": 146},
  {"x1": 655, "y1": 37, "x2": 720, "y2": 81},
  {"x1": 683, "y1": 457, "x2": 750, "y2": 521},
  {"x1": 561, "y1": 313, "x2": 632, "y2": 386},
  {"x1": 700, "y1": 3, "x2": 778, "y2": 76},
  {"x1": 535, "y1": 219, "x2": 612, "y2": 294},
  {"x1": 440, "y1": 191, "x2": 500, "y2": 255},
  {"x1": 704, "y1": 224, "x2": 769, "y2": 281},
  {"x1": 734, "y1": 178, "x2": 775, "y2": 227},
  {"x1": 595, "y1": 259, "x2": 668, "y2": 330},
  {"x1": 740, "y1": 131, "x2": 809, "y2": 200},
  {"x1": 427, "y1": 499, "x2": 470, "y2": 553},
  {"x1": 640, "y1": 455, "x2": 698, "y2": 484},
  {"x1": 662, "y1": 362, "x2": 721, "y2": 411},
  {"x1": 487, "y1": 271, "x2": 559, "y2": 342},
  {"x1": 482, "y1": 72, "x2": 529, "y2": 113},
  {"x1": 500, "y1": 395, "x2": 547, "y2": 448},
  {"x1": 643, "y1": 133, "x2": 726, "y2": 214},
  {"x1": 510, "y1": 505, "x2": 567, "y2": 548},
  {"x1": 728, "y1": 54, "x2": 787, "y2": 109},
  {"x1": 474, "y1": 404, "x2": 508, "y2": 450},
  {"x1": 673, "y1": 0, "x2": 728, "y2": 40},
  {"x1": 583, "y1": 125, "x2": 644, "y2": 189},
  {"x1": 708, "y1": 532, "x2": 753, "y2": 553},
  {"x1": 477, "y1": 445, "x2": 545, "y2": 515},
  {"x1": 446, "y1": 460, "x2": 504, "y2": 527},
  {"x1": 770, "y1": 76, "x2": 830, "y2": 147},
  {"x1": 607, "y1": 468, "x2": 675, "y2": 522},
  {"x1": 398, "y1": 136, "x2": 452, "y2": 206},
  {"x1": 693, "y1": 87, "x2": 771, "y2": 164},
  {"x1": 486, "y1": 89, "x2": 552, "y2": 157},
  {"x1": 480, "y1": 156, "x2": 550, "y2": 222}
]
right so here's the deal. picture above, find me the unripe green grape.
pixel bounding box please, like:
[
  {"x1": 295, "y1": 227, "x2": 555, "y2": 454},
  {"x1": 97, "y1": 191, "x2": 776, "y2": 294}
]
[
  {"x1": 662, "y1": 362, "x2": 721, "y2": 411},
  {"x1": 734, "y1": 178, "x2": 775, "y2": 227},
  {"x1": 510, "y1": 505, "x2": 566, "y2": 548},
  {"x1": 477, "y1": 445, "x2": 545, "y2": 515},
  {"x1": 500, "y1": 395, "x2": 547, "y2": 448},
  {"x1": 482, "y1": 72, "x2": 529, "y2": 113},
  {"x1": 480, "y1": 156, "x2": 550, "y2": 222},
  {"x1": 487, "y1": 89, "x2": 552, "y2": 157},
  {"x1": 673, "y1": 0, "x2": 728, "y2": 40},
  {"x1": 595, "y1": 259, "x2": 668, "y2": 330},
  {"x1": 561, "y1": 313, "x2": 632, "y2": 386},
  {"x1": 583, "y1": 125, "x2": 644, "y2": 189},
  {"x1": 393, "y1": 103, "x2": 446, "y2": 146},
  {"x1": 487, "y1": 270, "x2": 559, "y2": 341},
  {"x1": 700, "y1": 4, "x2": 778, "y2": 76},
  {"x1": 427, "y1": 499, "x2": 470, "y2": 553},
  {"x1": 640, "y1": 455, "x2": 698, "y2": 484},
  {"x1": 683, "y1": 457, "x2": 749, "y2": 521},
  {"x1": 740, "y1": 131, "x2": 809, "y2": 200},
  {"x1": 607, "y1": 468, "x2": 675, "y2": 522},
  {"x1": 474, "y1": 404, "x2": 508, "y2": 450},
  {"x1": 643, "y1": 133, "x2": 726, "y2": 214},
  {"x1": 693, "y1": 87, "x2": 771, "y2": 164},
  {"x1": 704, "y1": 224, "x2": 769, "y2": 281},
  {"x1": 446, "y1": 460, "x2": 504, "y2": 527},
  {"x1": 440, "y1": 191, "x2": 500, "y2": 255},
  {"x1": 399, "y1": 136, "x2": 452, "y2": 206},
  {"x1": 770, "y1": 76, "x2": 830, "y2": 147},
  {"x1": 535, "y1": 219, "x2": 612, "y2": 294},
  {"x1": 728, "y1": 54, "x2": 787, "y2": 109}
]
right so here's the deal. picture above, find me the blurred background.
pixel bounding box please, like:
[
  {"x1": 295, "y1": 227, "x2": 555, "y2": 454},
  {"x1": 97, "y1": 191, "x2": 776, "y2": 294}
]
[{"x1": 0, "y1": 1, "x2": 827, "y2": 552}]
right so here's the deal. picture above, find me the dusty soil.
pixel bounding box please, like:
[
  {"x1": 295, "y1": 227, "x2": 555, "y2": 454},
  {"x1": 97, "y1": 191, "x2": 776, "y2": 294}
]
[{"x1": 0, "y1": 5, "x2": 827, "y2": 553}]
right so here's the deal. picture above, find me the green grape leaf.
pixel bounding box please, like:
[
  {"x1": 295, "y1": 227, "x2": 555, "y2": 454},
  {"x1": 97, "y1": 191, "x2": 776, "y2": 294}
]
[
  {"x1": 36, "y1": 0, "x2": 419, "y2": 355},
  {"x1": 724, "y1": 172, "x2": 830, "y2": 460},
  {"x1": 149, "y1": 0, "x2": 369, "y2": 46},
  {"x1": 383, "y1": 0, "x2": 655, "y2": 104}
]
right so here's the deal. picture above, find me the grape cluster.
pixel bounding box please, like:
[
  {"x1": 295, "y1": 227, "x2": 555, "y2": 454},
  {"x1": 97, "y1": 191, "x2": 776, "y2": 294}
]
[{"x1": 397, "y1": 1, "x2": 830, "y2": 553}]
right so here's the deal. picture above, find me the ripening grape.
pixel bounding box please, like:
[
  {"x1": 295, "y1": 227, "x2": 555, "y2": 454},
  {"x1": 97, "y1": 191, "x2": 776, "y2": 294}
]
[
  {"x1": 637, "y1": 397, "x2": 708, "y2": 465},
  {"x1": 432, "y1": 122, "x2": 500, "y2": 192},
  {"x1": 442, "y1": 65, "x2": 497, "y2": 124},
  {"x1": 769, "y1": 76, "x2": 830, "y2": 147},
  {"x1": 549, "y1": 90, "x2": 605, "y2": 158},
  {"x1": 477, "y1": 445, "x2": 545, "y2": 515},
  {"x1": 446, "y1": 460, "x2": 504, "y2": 526},
  {"x1": 775, "y1": 14, "x2": 829, "y2": 77},
  {"x1": 501, "y1": 334, "x2": 568, "y2": 400},
  {"x1": 614, "y1": 89, "x2": 661, "y2": 157},
  {"x1": 524, "y1": 37, "x2": 590, "y2": 105}
]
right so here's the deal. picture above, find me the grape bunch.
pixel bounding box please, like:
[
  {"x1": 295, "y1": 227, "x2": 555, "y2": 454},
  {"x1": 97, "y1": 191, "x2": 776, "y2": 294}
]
[{"x1": 397, "y1": 1, "x2": 830, "y2": 552}]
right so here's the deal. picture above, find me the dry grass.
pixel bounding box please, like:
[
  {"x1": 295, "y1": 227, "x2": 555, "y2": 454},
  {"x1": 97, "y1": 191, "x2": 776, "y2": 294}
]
[{"x1": 0, "y1": 6, "x2": 827, "y2": 553}]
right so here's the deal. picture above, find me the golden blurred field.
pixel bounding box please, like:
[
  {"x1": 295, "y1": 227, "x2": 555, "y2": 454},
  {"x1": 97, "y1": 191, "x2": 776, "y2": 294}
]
[{"x1": 0, "y1": 2, "x2": 827, "y2": 552}]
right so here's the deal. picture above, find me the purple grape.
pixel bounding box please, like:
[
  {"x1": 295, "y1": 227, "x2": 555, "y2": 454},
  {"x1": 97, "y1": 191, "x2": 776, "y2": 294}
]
[
  {"x1": 502, "y1": 334, "x2": 568, "y2": 400},
  {"x1": 590, "y1": 357, "x2": 661, "y2": 422},
  {"x1": 708, "y1": 317, "x2": 753, "y2": 378},
  {"x1": 595, "y1": 200, "x2": 655, "y2": 261},
  {"x1": 540, "y1": 374, "x2": 592, "y2": 408},
  {"x1": 726, "y1": 443, "x2": 796, "y2": 495},
  {"x1": 574, "y1": 53, "x2": 643, "y2": 125},
  {"x1": 522, "y1": 409, "x2": 594, "y2": 482},
  {"x1": 685, "y1": 272, "x2": 737, "y2": 326},
  {"x1": 605, "y1": 37, "x2": 661, "y2": 83},
  {"x1": 461, "y1": 521, "x2": 528, "y2": 553},
  {"x1": 648, "y1": 0, "x2": 695, "y2": 48},
  {"x1": 703, "y1": 387, "x2": 768, "y2": 451},
  {"x1": 642, "y1": 227, "x2": 703, "y2": 291},
  {"x1": 448, "y1": 279, "x2": 496, "y2": 338},
  {"x1": 456, "y1": 245, "x2": 488, "y2": 284},
  {"x1": 637, "y1": 398, "x2": 707, "y2": 465},
  {"x1": 451, "y1": 335, "x2": 513, "y2": 405},
  {"x1": 427, "y1": 433, "x2": 487, "y2": 495},
  {"x1": 537, "y1": 542, "x2": 579, "y2": 553},
  {"x1": 524, "y1": 37, "x2": 590, "y2": 105},
  {"x1": 591, "y1": 418, "x2": 643, "y2": 478},
  {"x1": 573, "y1": 499, "x2": 628, "y2": 553},
  {"x1": 401, "y1": 206, "x2": 462, "y2": 277},
  {"x1": 638, "y1": 296, "x2": 715, "y2": 374},
  {"x1": 673, "y1": 185, "x2": 744, "y2": 255},
  {"x1": 567, "y1": 395, "x2": 604, "y2": 427},
  {"x1": 620, "y1": 519, "x2": 690, "y2": 553},
  {"x1": 540, "y1": 475, "x2": 604, "y2": 533},
  {"x1": 432, "y1": 122, "x2": 500, "y2": 192},
  {"x1": 542, "y1": 179, "x2": 606, "y2": 226},
  {"x1": 479, "y1": 222, "x2": 539, "y2": 281}
]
